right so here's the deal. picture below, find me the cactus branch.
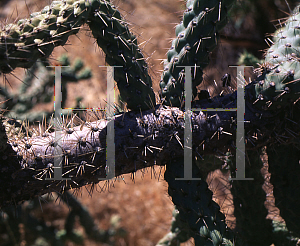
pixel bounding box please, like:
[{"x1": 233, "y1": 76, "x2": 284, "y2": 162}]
[{"x1": 1, "y1": 81, "x2": 300, "y2": 207}]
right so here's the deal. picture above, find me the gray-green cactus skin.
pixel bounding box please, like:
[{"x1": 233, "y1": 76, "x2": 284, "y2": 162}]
[
  {"x1": 253, "y1": 7, "x2": 300, "y2": 111},
  {"x1": 159, "y1": 0, "x2": 235, "y2": 107}
]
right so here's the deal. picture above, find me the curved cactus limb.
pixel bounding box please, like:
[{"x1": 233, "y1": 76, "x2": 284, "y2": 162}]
[
  {"x1": 87, "y1": 0, "x2": 156, "y2": 111},
  {"x1": 1, "y1": 81, "x2": 300, "y2": 207},
  {"x1": 0, "y1": 0, "x2": 155, "y2": 111}
]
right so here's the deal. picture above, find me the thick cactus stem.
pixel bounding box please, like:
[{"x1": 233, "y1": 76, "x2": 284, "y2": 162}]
[
  {"x1": 1, "y1": 83, "x2": 300, "y2": 207},
  {"x1": 253, "y1": 6, "x2": 300, "y2": 111},
  {"x1": 87, "y1": 0, "x2": 156, "y2": 111},
  {"x1": 230, "y1": 149, "x2": 274, "y2": 245},
  {"x1": 164, "y1": 158, "x2": 235, "y2": 245},
  {"x1": 159, "y1": 0, "x2": 235, "y2": 107}
]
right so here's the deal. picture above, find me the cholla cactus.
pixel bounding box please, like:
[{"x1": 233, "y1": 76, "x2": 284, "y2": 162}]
[{"x1": 0, "y1": 0, "x2": 300, "y2": 246}]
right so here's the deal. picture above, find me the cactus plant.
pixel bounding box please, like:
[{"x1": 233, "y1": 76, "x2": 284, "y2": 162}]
[
  {"x1": 0, "y1": 0, "x2": 300, "y2": 246},
  {"x1": 252, "y1": 6, "x2": 300, "y2": 112}
]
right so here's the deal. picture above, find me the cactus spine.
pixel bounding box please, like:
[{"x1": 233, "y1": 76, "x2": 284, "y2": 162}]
[{"x1": 159, "y1": 0, "x2": 234, "y2": 107}]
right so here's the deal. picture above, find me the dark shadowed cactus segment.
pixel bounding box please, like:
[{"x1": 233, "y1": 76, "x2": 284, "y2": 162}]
[
  {"x1": 159, "y1": 0, "x2": 235, "y2": 107},
  {"x1": 267, "y1": 144, "x2": 300, "y2": 236},
  {"x1": 230, "y1": 149, "x2": 274, "y2": 246},
  {"x1": 87, "y1": 0, "x2": 156, "y2": 111},
  {"x1": 164, "y1": 158, "x2": 235, "y2": 246}
]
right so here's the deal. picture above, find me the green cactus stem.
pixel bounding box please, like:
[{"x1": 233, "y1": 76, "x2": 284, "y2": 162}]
[
  {"x1": 159, "y1": 0, "x2": 235, "y2": 107},
  {"x1": 164, "y1": 157, "x2": 235, "y2": 246},
  {"x1": 0, "y1": 0, "x2": 91, "y2": 74},
  {"x1": 86, "y1": 0, "x2": 156, "y2": 111},
  {"x1": 253, "y1": 6, "x2": 300, "y2": 112}
]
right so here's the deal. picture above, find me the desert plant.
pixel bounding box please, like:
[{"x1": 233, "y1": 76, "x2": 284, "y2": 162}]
[{"x1": 0, "y1": 0, "x2": 300, "y2": 245}]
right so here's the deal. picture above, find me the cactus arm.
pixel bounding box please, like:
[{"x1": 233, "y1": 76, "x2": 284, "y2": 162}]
[
  {"x1": 1, "y1": 84, "x2": 300, "y2": 207},
  {"x1": 0, "y1": 0, "x2": 91, "y2": 74},
  {"x1": 86, "y1": 0, "x2": 156, "y2": 111},
  {"x1": 0, "y1": 101, "x2": 236, "y2": 207},
  {"x1": 160, "y1": 0, "x2": 235, "y2": 107},
  {"x1": 164, "y1": 157, "x2": 236, "y2": 245}
]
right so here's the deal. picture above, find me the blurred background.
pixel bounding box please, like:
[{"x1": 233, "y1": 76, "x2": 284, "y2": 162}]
[{"x1": 0, "y1": 0, "x2": 299, "y2": 245}]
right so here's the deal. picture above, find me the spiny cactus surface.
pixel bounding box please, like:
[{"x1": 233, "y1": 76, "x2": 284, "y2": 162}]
[
  {"x1": 159, "y1": 0, "x2": 235, "y2": 107},
  {"x1": 0, "y1": 0, "x2": 90, "y2": 73},
  {"x1": 253, "y1": 6, "x2": 300, "y2": 111}
]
